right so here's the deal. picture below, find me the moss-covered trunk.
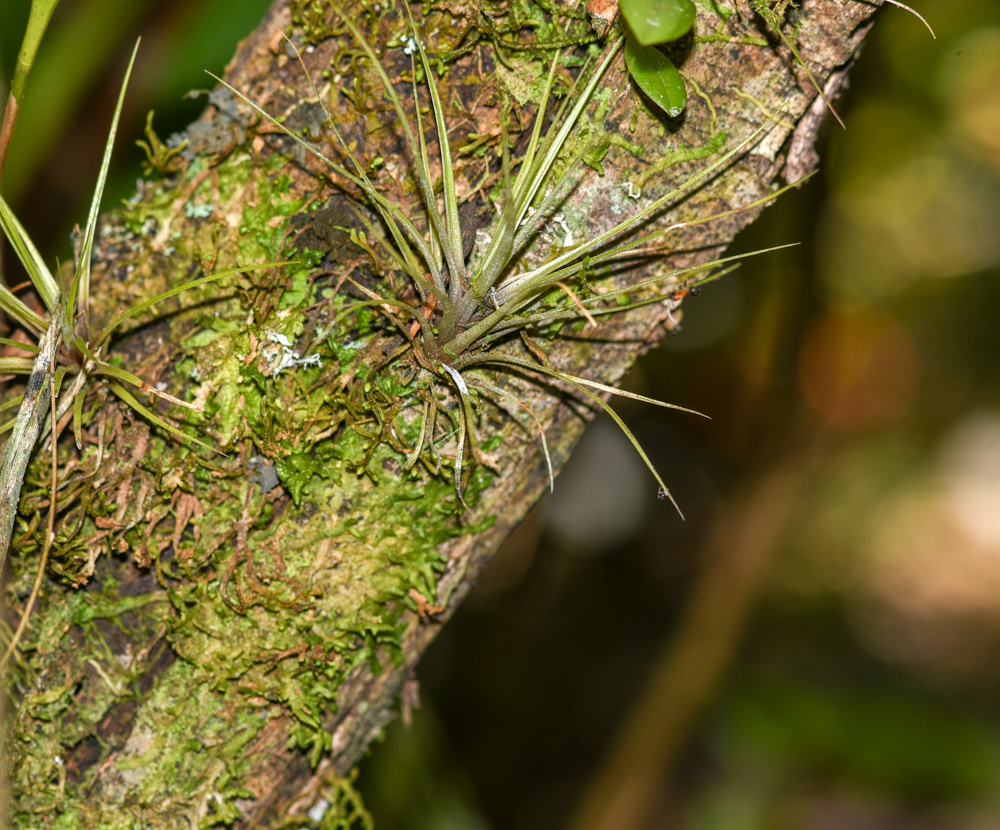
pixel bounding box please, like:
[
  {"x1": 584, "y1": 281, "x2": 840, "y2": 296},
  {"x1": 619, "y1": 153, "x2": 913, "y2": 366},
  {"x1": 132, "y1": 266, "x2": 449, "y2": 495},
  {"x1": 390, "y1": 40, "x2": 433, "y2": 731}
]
[{"x1": 3, "y1": 0, "x2": 876, "y2": 825}]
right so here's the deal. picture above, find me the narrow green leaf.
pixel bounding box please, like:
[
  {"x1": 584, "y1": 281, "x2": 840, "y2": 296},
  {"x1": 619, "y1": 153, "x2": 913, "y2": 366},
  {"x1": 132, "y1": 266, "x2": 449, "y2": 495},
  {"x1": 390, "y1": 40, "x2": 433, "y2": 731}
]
[
  {"x1": 94, "y1": 261, "x2": 298, "y2": 349},
  {"x1": 0, "y1": 194, "x2": 59, "y2": 315},
  {"x1": 559, "y1": 373, "x2": 708, "y2": 417},
  {"x1": 625, "y1": 35, "x2": 687, "y2": 118},
  {"x1": 208, "y1": 72, "x2": 442, "y2": 289},
  {"x1": 404, "y1": 3, "x2": 464, "y2": 292},
  {"x1": 0, "y1": 356, "x2": 36, "y2": 374},
  {"x1": 0, "y1": 394, "x2": 24, "y2": 413},
  {"x1": 620, "y1": 0, "x2": 696, "y2": 45},
  {"x1": 72, "y1": 387, "x2": 85, "y2": 449},
  {"x1": 474, "y1": 39, "x2": 624, "y2": 296},
  {"x1": 468, "y1": 378, "x2": 554, "y2": 493},
  {"x1": 482, "y1": 354, "x2": 685, "y2": 516},
  {"x1": 89, "y1": 360, "x2": 201, "y2": 412},
  {"x1": 69, "y1": 38, "x2": 140, "y2": 333},
  {"x1": 0, "y1": 336, "x2": 40, "y2": 354},
  {"x1": 106, "y1": 382, "x2": 215, "y2": 452},
  {"x1": 332, "y1": 19, "x2": 449, "y2": 277},
  {"x1": 449, "y1": 109, "x2": 790, "y2": 358},
  {"x1": 0, "y1": 284, "x2": 46, "y2": 336}
]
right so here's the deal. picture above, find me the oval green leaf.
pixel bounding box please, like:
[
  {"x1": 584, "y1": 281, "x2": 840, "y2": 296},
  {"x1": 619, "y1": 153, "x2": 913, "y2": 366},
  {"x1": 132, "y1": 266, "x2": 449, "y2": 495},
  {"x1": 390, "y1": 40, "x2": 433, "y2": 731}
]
[
  {"x1": 625, "y1": 35, "x2": 687, "y2": 118},
  {"x1": 620, "y1": 0, "x2": 696, "y2": 46}
]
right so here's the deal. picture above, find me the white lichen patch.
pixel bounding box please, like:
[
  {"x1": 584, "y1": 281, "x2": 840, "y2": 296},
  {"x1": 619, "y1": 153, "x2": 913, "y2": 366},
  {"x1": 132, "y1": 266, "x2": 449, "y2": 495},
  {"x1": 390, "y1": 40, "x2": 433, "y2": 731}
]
[{"x1": 263, "y1": 330, "x2": 322, "y2": 376}]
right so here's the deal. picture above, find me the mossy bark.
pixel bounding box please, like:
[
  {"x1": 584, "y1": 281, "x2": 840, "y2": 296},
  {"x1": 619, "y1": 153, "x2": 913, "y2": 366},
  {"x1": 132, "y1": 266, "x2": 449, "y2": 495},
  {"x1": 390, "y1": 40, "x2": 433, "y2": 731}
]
[{"x1": 3, "y1": 0, "x2": 876, "y2": 826}]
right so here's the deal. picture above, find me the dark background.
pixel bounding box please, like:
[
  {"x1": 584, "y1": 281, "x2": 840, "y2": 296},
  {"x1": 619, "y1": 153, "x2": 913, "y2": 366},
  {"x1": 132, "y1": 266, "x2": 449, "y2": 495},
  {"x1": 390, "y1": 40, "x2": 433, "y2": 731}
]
[{"x1": 3, "y1": 1, "x2": 999, "y2": 827}]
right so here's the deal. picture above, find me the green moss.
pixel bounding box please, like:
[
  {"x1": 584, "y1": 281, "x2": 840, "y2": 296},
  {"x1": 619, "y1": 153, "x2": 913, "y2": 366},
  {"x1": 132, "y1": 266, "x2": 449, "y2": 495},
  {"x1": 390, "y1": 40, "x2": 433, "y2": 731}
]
[
  {"x1": 637, "y1": 129, "x2": 728, "y2": 187},
  {"x1": 4, "y1": 0, "x2": 790, "y2": 822},
  {"x1": 6, "y1": 102, "x2": 501, "y2": 820}
]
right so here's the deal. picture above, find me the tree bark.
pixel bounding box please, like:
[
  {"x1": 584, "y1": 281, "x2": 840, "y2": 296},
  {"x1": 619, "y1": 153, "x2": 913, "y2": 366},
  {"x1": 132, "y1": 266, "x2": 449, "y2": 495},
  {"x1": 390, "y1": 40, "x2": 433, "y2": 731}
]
[{"x1": 3, "y1": 0, "x2": 877, "y2": 825}]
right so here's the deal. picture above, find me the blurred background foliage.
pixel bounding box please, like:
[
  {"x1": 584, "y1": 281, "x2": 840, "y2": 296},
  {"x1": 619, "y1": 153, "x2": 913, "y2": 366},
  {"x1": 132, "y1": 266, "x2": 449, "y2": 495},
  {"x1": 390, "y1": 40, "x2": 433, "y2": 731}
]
[{"x1": 2, "y1": 0, "x2": 999, "y2": 828}]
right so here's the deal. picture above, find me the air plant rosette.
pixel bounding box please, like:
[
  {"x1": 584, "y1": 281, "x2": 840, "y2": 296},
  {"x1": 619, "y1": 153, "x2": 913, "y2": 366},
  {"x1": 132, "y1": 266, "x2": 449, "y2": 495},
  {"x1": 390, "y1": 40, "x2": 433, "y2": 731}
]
[{"x1": 213, "y1": 5, "x2": 804, "y2": 515}]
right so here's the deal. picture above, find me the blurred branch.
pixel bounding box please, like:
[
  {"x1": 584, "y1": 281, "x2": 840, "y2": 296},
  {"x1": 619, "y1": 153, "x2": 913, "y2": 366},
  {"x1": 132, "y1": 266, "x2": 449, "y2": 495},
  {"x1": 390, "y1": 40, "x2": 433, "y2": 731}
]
[{"x1": 566, "y1": 460, "x2": 803, "y2": 830}]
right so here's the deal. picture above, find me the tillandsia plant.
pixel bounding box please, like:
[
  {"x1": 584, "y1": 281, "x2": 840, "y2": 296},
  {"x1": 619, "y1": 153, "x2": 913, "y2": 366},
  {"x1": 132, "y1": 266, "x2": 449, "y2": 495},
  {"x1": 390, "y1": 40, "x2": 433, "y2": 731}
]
[
  {"x1": 0, "y1": 40, "x2": 284, "y2": 572},
  {"x1": 214, "y1": 4, "x2": 810, "y2": 514}
]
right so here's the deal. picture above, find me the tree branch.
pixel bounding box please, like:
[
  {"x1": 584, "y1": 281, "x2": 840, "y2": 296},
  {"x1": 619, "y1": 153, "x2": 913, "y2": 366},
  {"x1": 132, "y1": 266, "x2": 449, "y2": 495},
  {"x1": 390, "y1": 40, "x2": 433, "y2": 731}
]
[{"x1": 3, "y1": 1, "x2": 878, "y2": 825}]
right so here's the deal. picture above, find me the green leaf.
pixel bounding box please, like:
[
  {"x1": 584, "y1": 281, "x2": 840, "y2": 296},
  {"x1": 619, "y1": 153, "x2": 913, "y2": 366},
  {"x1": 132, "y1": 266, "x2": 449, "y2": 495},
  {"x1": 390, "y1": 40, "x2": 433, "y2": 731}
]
[
  {"x1": 0, "y1": 337, "x2": 41, "y2": 354},
  {"x1": 0, "y1": 194, "x2": 59, "y2": 320},
  {"x1": 68, "y1": 38, "x2": 140, "y2": 338},
  {"x1": 620, "y1": 0, "x2": 696, "y2": 46},
  {"x1": 625, "y1": 35, "x2": 687, "y2": 118},
  {"x1": 94, "y1": 261, "x2": 296, "y2": 349},
  {"x1": 275, "y1": 452, "x2": 315, "y2": 505},
  {"x1": 106, "y1": 382, "x2": 215, "y2": 452}
]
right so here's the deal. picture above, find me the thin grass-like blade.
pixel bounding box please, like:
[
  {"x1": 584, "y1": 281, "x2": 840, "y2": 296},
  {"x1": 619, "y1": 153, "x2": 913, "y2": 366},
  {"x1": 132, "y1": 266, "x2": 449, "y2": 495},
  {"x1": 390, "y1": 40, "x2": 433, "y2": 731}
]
[
  {"x1": 347, "y1": 204, "x2": 448, "y2": 311},
  {"x1": 0, "y1": 337, "x2": 41, "y2": 354},
  {"x1": 485, "y1": 353, "x2": 684, "y2": 516},
  {"x1": 513, "y1": 39, "x2": 623, "y2": 230},
  {"x1": 491, "y1": 111, "x2": 786, "y2": 311},
  {"x1": 0, "y1": 285, "x2": 47, "y2": 338},
  {"x1": 451, "y1": 398, "x2": 470, "y2": 510},
  {"x1": 0, "y1": 194, "x2": 59, "y2": 314},
  {"x1": 406, "y1": 52, "x2": 448, "y2": 293},
  {"x1": 278, "y1": 31, "x2": 451, "y2": 296},
  {"x1": 508, "y1": 145, "x2": 588, "y2": 259},
  {"x1": 106, "y1": 381, "x2": 215, "y2": 451},
  {"x1": 517, "y1": 54, "x2": 561, "y2": 191},
  {"x1": 0, "y1": 356, "x2": 36, "y2": 374},
  {"x1": 540, "y1": 177, "x2": 812, "y2": 284},
  {"x1": 209, "y1": 73, "x2": 442, "y2": 280},
  {"x1": 404, "y1": 2, "x2": 465, "y2": 288},
  {"x1": 335, "y1": 20, "x2": 450, "y2": 266},
  {"x1": 439, "y1": 364, "x2": 473, "y2": 508},
  {"x1": 577, "y1": 245, "x2": 798, "y2": 308},
  {"x1": 485, "y1": 264, "x2": 738, "y2": 337},
  {"x1": 72, "y1": 387, "x2": 85, "y2": 449},
  {"x1": 468, "y1": 118, "x2": 520, "y2": 301},
  {"x1": 556, "y1": 363, "x2": 684, "y2": 516},
  {"x1": 452, "y1": 243, "x2": 795, "y2": 359},
  {"x1": 469, "y1": 377, "x2": 554, "y2": 492},
  {"x1": 69, "y1": 38, "x2": 141, "y2": 335},
  {"x1": 71, "y1": 335, "x2": 202, "y2": 412},
  {"x1": 0, "y1": 394, "x2": 24, "y2": 413},
  {"x1": 473, "y1": 44, "x2": 620, "y2": 296},
  {"x1": 344, "y1": 276, "x2": 420, "y2": 327},
  {"x1": 92, "y1": 362, "x2": 202, "y2": 410},
  {"x1": 883, "y1": 0, "x2": 935, "y2": 36},
  {"x1": 94, "y1": 261, "x2": 297, "y2": 348},
  {"x1": 403, "y1": 400, "x2": 430, "y2": 471},
  {"x1": 558, "y1": 373, "x2": 708, "y2": 417}
]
